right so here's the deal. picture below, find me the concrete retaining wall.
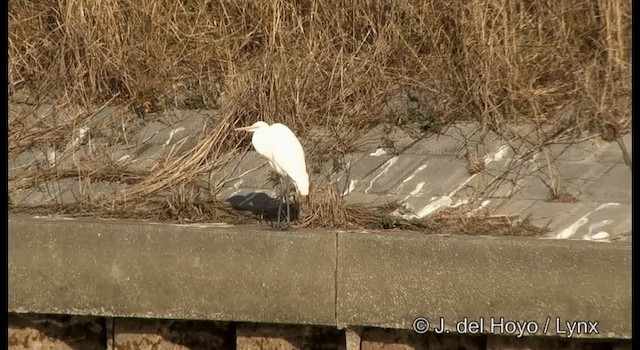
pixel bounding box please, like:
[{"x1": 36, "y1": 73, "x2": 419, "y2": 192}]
[{"x1": 9, "y1": 215, "x2": 631, "y2": 342}]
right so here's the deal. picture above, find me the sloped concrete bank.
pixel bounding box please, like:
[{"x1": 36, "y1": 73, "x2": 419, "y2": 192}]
[
  {"x1": 9, "y1": 215, "x2": 631, "y2": 342},
  {"x1": 9, "y1": 104, "x2": 632, "y2": 243}
]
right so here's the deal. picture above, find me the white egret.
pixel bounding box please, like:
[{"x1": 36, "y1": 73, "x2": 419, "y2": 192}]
[{"x1": 235, "y1": 121, "x2": 309, "y2": 227}]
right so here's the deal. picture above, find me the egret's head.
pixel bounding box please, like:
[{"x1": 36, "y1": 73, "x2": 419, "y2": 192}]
[{"x1": 235, "y1": 121, "x2": 270, "y2": 133}]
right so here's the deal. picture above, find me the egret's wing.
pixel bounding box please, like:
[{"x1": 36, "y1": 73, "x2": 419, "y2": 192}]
[{"x1": 270, "y1": 124, "x2": 309, "y2": 195}]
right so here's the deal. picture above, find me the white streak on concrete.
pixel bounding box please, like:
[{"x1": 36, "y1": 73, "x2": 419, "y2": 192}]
[
  {"x1": 33, "y1": 216, "x2": 76, "y2": 220},
  {"x1": 370, "y1": 148, "x2": 387, "y2": 156},
  {"x1": 410, "y1": 182, "x2": 425, "y2": 196},
  {"x1": 164, "y1": 127, "x2": 186, "y2": 146},
  {"x1": 227, "y1": 190, "x2": 242, "y2": 198},
  {"x1": 447, "y1": 145, "x2": 510, "y2": 198},
  {"x1": 70, "y1": 126, "x2": 91, "y2": 148},
  {"x1": 402, "y1": 164, "x2": 428, "y2": 183},
  {"x1": 554, "y1": 203, "x2": 620, "y2": 239},
  {"x1": 449, "y1": 174, "x2": 476, "y2": 197},
  {"x1": 343, "y1": 179, "x2": 357, "y2": 196},
  {"x1": 584, "y1": 231, "x2": 610, "y2": 242},
  {"x1": 78, "y1": 126, "x2": 89, "y2": 138},
  {"x1": 414, "y1": 196, "x2": 468, "y2": 218},
  {"x1": 582, "y1": 220, "x2": 613, "y2": 242},
  {"x1": 402, "y1": 182, "x2": 425, "y2": 201},
  {"x1": 451, "y1": 198, "x2": 468, "y2": 208},
  {"x1": 117, "y1": 155, "x2": 131, "y2": 163},
  {"x1": 172, "y1": 223, "x2": 233, "y2": 228},
  {"x1": 595, "y1": 202, "x2": 620, "y2": 211},
  {"x1": 47, "y1": 149, "x2": 58, "y2": 166},
  {"x1": 416, "y1": 196, "x2": 452, "y2": 217},
  {"x1": 480, "y1": 199, "x2": 491, "y2": 208},
  {"x1": 484, "y1": 145, "x2": 509, "y2": 164},
  {"x1": 364, "y1": 156, "x2": 398, "y2": 193},
  {"x1": 398, "y1": 144, "x2": 514, "y2": 219},
  {"x1": 589, "y1": 219, "x2": 613, "y2": 233},
  {"x1": 555, "y1": 217, "x2": 589, "y2": 239},
  {"x1": 450, "y1": 147, "x2": 505, "y2": 196}
]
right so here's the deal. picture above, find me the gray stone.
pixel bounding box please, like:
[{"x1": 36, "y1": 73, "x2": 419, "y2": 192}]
[
  {"x1": 488, "y1": 198, "x2": 538, "y2": 217},
  {"x1": 134, "y1": 121, "x2": 171, "y2": 145},
  {"x1": 519, "y1": 201, "x2": 594, "y2": 231},
  {"x1": 168, "y1": 110, "x2": 214, "y2": 136},
  {"x1": 352, "y1": 124, "x2": 416, "y2": 154},
  {"x1": 322, "y1": 153, "x2": 367, "y2": 192},
  {"x1": 486, "y1": 160, "x2": 614, "y2": 202},
  {"x1": 347, "y1": 153, "x2": 393, "y2": 179},
  {"x1": 404, "y1": 122, "x2": 516, "y2": 158},
  {"x1": 390, "y1": 157, "x2": 470, "y2": 197},
  {"x1": 10, "y1": 178, "x2": 125, "y2": 207},
  {"x1": 352, "y1": 155, "x2": 429, "y2": 195},
  {"x1": 547, "y1": 138, "x2": 610, "y2": 162},
  {"x1": 9, "y1": 147, "x2": 50, "y2": 179},
  {"x1": 397, "y1": 194, "x2": 469, "y2": 218},
  {"x1": 546, "y1": 202, "x2": 632, "y2": 240},
  {"x1": 10, "y1": 179, "x2": 81, "y2": 206},
  {"x1": 599, "y1": 133, "x2": 632, "y2": 164},
  {"x1": 404, "y1": 133, "x2": 465, "y2": 156},
  {"x1": 218, "y1": 152, "x2": 274, "y2": 190},
  {"x1": 343, "y1": 193, "x2": 390, "y2": 207},
  {"x1": 582, "y1": 163, "x2": 631, "y2": 203}
]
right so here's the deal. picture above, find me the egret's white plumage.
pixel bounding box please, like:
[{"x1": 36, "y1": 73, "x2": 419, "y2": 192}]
[
  {"x1": 235, "y1": 121, "x2": 309, "y2": 227},
  {"x1": 236, "y1": 121, "x2": 309, "y2": 196}
]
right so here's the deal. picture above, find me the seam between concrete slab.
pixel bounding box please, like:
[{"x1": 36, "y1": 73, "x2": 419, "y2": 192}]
[
  {"x1": 334, "y1": 230, "x2": 339, "y2": 328},
  {"x1": 360, "y1": 156, "x2": 394, "y2": 181}
]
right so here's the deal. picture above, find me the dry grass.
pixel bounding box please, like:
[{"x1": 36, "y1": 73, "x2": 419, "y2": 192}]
[
  {"x1": 299, "y1": 188, "x2": 544, "y2": 236},
  {"x1": 9, "y1": 0, "x2": 631, "y2": 233},
  {"x1": 10, "y1": 0, "x2": 630, "y2": 129}
]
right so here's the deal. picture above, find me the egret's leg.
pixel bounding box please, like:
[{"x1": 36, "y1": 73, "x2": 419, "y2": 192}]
[
  {"x1": 285, "y1": 179, "x2": 291, "y2": 225},
  {"x1": 276, "y1": 183, "x2": 283, "y2": 229}
]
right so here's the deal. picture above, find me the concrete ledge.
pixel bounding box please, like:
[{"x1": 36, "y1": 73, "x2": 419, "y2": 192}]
[
  {"x1": 336, "y1": 232, "x2": 631, "y2": 339},
  {"x1": 9, "y1": 215, "x2": 631, "y2": 339},
  {"x1": 8, "y1": 216, "x2": 336, "y2": 325}
]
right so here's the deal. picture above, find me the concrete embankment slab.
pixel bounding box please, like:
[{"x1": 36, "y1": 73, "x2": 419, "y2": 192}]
[
  {"x1": 10, "y1": 101, "x2": 631, "y2": 241},
  {"x1": 336, "y1": 232, "x2": 631, "y2": 338},
  {"x1": 9, "y1": 216, "x2": 336, "y2": 325}
]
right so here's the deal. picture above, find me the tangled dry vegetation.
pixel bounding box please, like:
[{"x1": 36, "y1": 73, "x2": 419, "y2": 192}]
[{"x1": 9, "y1": 0, "x2": 630, "y2": 234}]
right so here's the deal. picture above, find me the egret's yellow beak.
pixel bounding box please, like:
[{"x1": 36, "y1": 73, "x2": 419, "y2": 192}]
[{"x1": 235, "y1": 125, "x2": 255, "y2": 132}]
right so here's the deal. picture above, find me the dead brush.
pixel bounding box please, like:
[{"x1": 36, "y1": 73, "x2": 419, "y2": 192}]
[
  {"x1": 9, "y1": 0, "x2": 630, "y2": 131},
  {"x1": 157, "y1": 183, "x2": 256, "y2": 224},
  {"x1": 9, "y1": 102, "x2": 80, "y2": 155},
  {"x1": 296, "y1": 183, "x2": 414, "y2": 230},
  {"x1": 118, "y1": 99, "x2": 247, "y2": 203},
  {"x1": 297, "y1": 183, "x2": 349, "y2": 228},
  {"x1": 9, "y1": 0, "x2": 631, "y2": 230},
  {"x1": 424, "y1": 208, "x2": 547, "y2": 237},
  {"x1": 292, "y1": 181, "x2": 404, "y2": 231}
]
